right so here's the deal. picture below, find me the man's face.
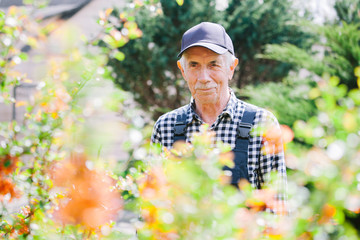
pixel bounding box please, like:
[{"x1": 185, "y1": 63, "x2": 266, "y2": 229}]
[{"x1": 177, "y1": 47, "x2": 237, "y2": 106}]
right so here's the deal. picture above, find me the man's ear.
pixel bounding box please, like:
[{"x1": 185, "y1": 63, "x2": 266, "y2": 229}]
[
  {"x1": 177, "y1": 60, "x2": 186, "y2": 79},
  {"x1": 230, "y1": 58, "x2": 239, "y2": 71},
  {"x1": 228, "y1": 58, "x2": 239, "y2": 79}
]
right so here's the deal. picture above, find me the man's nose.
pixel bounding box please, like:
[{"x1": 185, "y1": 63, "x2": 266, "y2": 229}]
[{"x1": 197, "y1": 67, "x2": 210, "y2": 82}]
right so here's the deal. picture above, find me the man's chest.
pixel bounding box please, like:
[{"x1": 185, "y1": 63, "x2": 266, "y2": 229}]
[{"x1": 181, "y1": 118, "x2": 241, "y2": 148}]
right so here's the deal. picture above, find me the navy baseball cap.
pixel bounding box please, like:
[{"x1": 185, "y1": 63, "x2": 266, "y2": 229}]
[{"x1": 178, "y1": 22, "x2": 234, "y2": 57}]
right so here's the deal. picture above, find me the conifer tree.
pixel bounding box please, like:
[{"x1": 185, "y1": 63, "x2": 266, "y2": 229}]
[{"x1": 98, "y1": 0, "x2": 313, "y2": 119}]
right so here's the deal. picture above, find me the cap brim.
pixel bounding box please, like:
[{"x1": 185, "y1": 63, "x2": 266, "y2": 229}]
[{"x1": 178, "y1": 42, "x2": 228, "y2": 57}]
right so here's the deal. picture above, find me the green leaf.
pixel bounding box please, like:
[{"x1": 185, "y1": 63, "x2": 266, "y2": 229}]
[
  {"x1": 355, "y1": 66, "x2": 360, "y2": 77},
  {"x1": 81, "y1": 70, "x2": 93, "y2": 81},
  {"x1": 329, "y1": 76, "x2": 340, "y2": 86},
  {"x1": 22, "y1": 0, "x2": 34, "y2": 5},
  {"x1": 348, "y1": 89, "x2": 360, "y2": 105},
  {"x1": 18, "y1": 52, "x2": 28, "y2": 61},
  {"x1": 176, "y1": 0, "x2": 184, "y2": 6},
  {"x1": 0, "y1": 59, "x2": 6, "y2": 67},
  {"x1": 103, "y1": 35, "x2": 117, "y2": 49},
  {"x1": 44, "y1": 178, "x2": 53, "y2": 188},
  {"x1": 113, "y1": 51, "x2": 125, "y2": 61},
  {"x1": 334, "y1": 208, "x2": 345, "y2": 224}
]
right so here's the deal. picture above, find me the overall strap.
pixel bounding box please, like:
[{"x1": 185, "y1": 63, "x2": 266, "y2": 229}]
[
  {"x1": 228, "y1": 104, "x2": 257, "y2": 185},
  {"x1": 235, "y1": 105, "x2": 257, "y2": 147},
  {"x1": 173, "y1": 108, "x2": 187, "y2": 143}
]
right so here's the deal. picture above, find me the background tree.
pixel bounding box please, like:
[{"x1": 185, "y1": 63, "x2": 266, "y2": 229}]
[
  {"x1": 334, "y1": 0, "x2": 360, "y2": 24},
  {"x1": 259, "y1": 0, "x2": 360, "y2": 90},
  {"x1": 97, "y1": 0, "x2": 313, "y2": 119},
  {"x1": 1, "y1": 1, "x2": 360, "y2": 238},
  {"x1": 243, "y1": 0, "x2": 360, "y2": 133},
  {"x1": 223, "y1": 0, "x2": 314, "y2": 88},
  {"x1": 260, "y1": 22, "x2": 360, "y2": 90},
  {"x1": 99, "y1": 0, "x2": 220, "y2": 119},
  {"x1": 239, "y1": 77, "x2": 317, "y2": 129}
]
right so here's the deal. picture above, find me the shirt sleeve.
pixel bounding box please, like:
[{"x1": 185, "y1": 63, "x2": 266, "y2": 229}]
[{"x1": 151, "y1": 120, "x2": 161, "y2": 144}]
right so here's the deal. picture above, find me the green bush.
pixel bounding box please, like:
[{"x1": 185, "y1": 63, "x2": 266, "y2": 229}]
[
  {"x1": 334, "y1": 0, "x2": 360, "y2": 24},
  {"x1": 99, "y1": 0, "x2": 220, "y2": 119},
  {"x1": 224, "y1": 0, "x2": 314, "y2": 87},
  {"x1": 2, "y1": 2, "x2": 360, "y2": 239},
  {"x1": 259, "y1": 0, "x2": 360, "y2": 91},
  {"x1": 132, "y1": 71, "x2": 360, "y2": 238},
  {"x1": 261, "y1": 22, "x2": 360, "y2": 90},
  {"x1": 238, "y1": 77, "x2": 317, "y2": 128},
  {"x1": 95, "y1": 0, "x2": 313, "y2": 119}
]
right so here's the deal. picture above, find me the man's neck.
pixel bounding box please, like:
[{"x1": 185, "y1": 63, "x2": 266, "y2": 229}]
[{"x1": 195, "y1": 94, "x2": 230, "y2": 126}]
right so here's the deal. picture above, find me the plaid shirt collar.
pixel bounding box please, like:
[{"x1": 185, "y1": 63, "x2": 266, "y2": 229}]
[{"x1": 188, "y1": 88, "x2": 238, "y2": 124}]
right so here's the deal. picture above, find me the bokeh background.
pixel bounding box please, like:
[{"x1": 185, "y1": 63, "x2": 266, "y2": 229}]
[{"x1": 0, "y1": 0, "x2": 359, "y2": 239}]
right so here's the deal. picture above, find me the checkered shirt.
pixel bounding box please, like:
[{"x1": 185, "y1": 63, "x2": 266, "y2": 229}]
[{"x1": 151, "y1": 89, "x2": 287, "y2": 212}]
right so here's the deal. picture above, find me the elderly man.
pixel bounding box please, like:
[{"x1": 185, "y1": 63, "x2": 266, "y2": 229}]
[{"x1": 151, "y1": 22, "x2": 287, "y2": 197}]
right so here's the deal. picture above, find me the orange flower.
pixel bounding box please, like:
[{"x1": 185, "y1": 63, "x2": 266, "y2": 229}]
[
  {"x1": 297, "y1": 232, "x2": 312, "y2": 240},
  {"x1": 39, "y1": 85, "x2": 71, "y2": 117},
  {"x1": 15, "y1": 217, "x2": 30, "y2": 236},
  {"x1": 262, "y1": 125, "x2": 294, "y2": 154},
  {"x1": 263, "y1": 227, "x2": 283, "y2": 239},
  {"x1": 280, "y1": 125, "x2": 295, "y2": 143},
  {"x1": 0, "y1": 177, "x2": 21, "y2": 201},
  {"x1": 0, "y1": 154, "x2": 19, "y2": 175},
  {"x1": 218, "y1": 173, "x2": 232, "y2": 185},
  {"x1": 245, "y1": 189, "x2": 278, "y2": 213},
  {"x1": 50, "y1": 153, "x2": 122, "y2": 229},
  {"x1": 141, "y1": 205, "x2": 159, "y2": 226},
  {"x1": 153, "y1": 229, "x2": 179, "y2": 240},
  {"x1": 219, "y1": 151, "x2": 235, "y2": 168},
  {"x1": 137, "y1": 166, "x2": 169, "y2": 200},
  {"x1": 17, "y1": 225, "x2": 30, "y2": 235},
  {"x1": 318, "y1": 203, "x2": 336, "y2": 224}
]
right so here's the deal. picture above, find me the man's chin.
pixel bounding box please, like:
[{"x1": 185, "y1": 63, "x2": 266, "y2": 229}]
[{"x1": 195, "y1": 95, "x2": 218, "y2": 105}]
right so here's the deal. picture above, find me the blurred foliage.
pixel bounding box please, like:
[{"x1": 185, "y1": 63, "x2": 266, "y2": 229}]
[
  {"x1": 286, "y1": 72, "x2": 360, "y2": 237},
  {"x1": 0, "y1": 5, "x2": 132, "y2": 239},
  {"x1": 252, "y1": 0, "x2": 360, "y2": 138},
  {"x1": 0, "y1": 7, "x2": 42, "y2": 100},
  {"x1": 0, "y1": 6, "x2": 74, "y2": 238},
  {"x1": 93, "y1": 0, "x2": 221, "y2": 119},
  {"x1": 126, "y1": 71, "x2": 360, "y2": 238},
  {"x1": 135, "y1": 128, "x2": 291, "y2": 239},
  {"x1": 223, "y1": 0, "x2": 314, "y2": 88},
  {"x1": 0, "y1": 1, "x2": 181, "y2": 239},
  {"x1": 128, "y1": 70, "x2": 360, "y2": 239},
  {"x1": 94, "y1": 0, "x2": 313, "y2": 119},
  {"x1": 1, "y1": 1, "x2": 360, "y2": 239},
  {"x1": 334, "y1": 0, "x2": 360, "y2": 24},
  {"x1": 239, "y1": 77, "x2": 317, "y2": 128},
  {"x1": 260, "y1": 22, "x2": 360, "y2": 90}
]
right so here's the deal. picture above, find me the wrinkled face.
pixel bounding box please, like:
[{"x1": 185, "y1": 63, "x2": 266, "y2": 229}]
[{"x1": 177, "y1": 47, "x2": 237, "y2": 106}]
